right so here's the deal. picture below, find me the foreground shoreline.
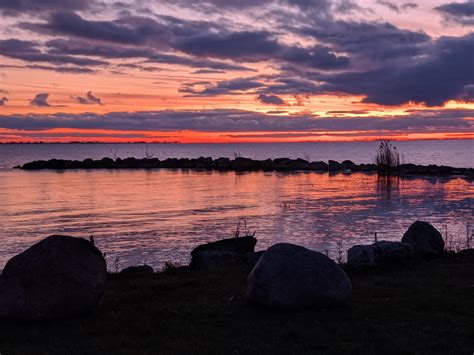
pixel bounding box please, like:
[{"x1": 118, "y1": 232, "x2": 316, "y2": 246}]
[
  {"x1": 1, "y1": 255, "x2": 473, "y2": 354},
  {"x1": 16, "y1": 156, "x2": 474, "y2": 179}
]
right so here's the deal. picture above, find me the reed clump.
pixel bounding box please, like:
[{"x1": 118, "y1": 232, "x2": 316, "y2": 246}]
[{"x1": 375, "y1": 140, "x2": 400, "y2": 172}]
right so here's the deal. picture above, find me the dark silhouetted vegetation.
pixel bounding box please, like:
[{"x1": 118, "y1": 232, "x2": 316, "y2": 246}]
[
  {"x1": 0, "y1": 255, "x2": 472, "y2": 354},
  {"x1": 375, "y1": 140, "x2": 400, "y2": 169}
]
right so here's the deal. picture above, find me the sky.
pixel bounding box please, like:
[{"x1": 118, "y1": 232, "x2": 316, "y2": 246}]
[{"x1": 0, "y1": 0, "x2": 473, "y2": 143}]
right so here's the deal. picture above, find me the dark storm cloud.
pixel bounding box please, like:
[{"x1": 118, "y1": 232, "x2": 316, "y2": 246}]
[
  {"x1": 45, "y1": 38, "x2": 252, "y2": 72},
  {"x1": 435, "y1": 1, "x2": 474, "y2": 25},
  {"x1": 75, "y1": 91, "x2": 102, "y2": 105},
  {"x1": 0, "y1": 108, "x2": 471, "y2": 132},
  {"x1": 0, "y1": 97, "x2": 8, "y2": 106},
  {"x1": 25, "y1": 12, "x2": 348, "y2": 71},
  {"x1": 21, "y1": 11, "x2": 218, "y2": 47},
  {"x1": 313, "y1": 33, "x2": 474, "y2": 106},
  {"x1": 295, "y1": 20, "x2": 430, "y2": 62},
  {"x1": 0, "y1": 0, "x2": 93, "y2": 15},
  {"x1": 0, "y1": 39, "x2": 107, "y2": 67},
  {"x1": 257, "y1": 93, "x2": 286, "y2": 105},
  {"x1": 174, "y1": 31, "x2": 350, "y2": 69},
  {"x1": 30, "y1": 93, "x2": 51, "y2": 107}
]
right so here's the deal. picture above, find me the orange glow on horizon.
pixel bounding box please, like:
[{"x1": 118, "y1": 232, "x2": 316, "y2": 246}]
[{"x1": 1, "y1": 127, "x2": 473, "y2": 144}]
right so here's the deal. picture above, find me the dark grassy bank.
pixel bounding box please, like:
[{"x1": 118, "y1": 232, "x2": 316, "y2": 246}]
[
  {"x1": 15, "y1": 157, "x2": 474, "y2": 179},
  {"x1": 0, "y1": 255, "x2": 473, "y2": 355}
]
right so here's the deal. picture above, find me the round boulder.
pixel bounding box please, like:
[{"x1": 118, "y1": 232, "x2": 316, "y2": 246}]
[
  {"x1": 401, "y1": 221, "x2": 444, "y2": 254},
  {"x1": 246, "y1": 243, "x2": 351, "y2": 309},
  {"x1": 0, "y1": 235, "x2": 107, "y2": 320}
]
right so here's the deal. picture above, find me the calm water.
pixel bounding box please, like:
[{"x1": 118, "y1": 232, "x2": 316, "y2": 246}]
[
  {"x1": 0, "y1": 140, "x2": 473, "y2": 169},
  {"x1": 0, "y1": 141, "x2": 473, "y2": 270}
]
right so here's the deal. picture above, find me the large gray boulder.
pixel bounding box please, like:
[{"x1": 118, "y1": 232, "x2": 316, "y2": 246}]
[
  {"x1": 0, "y1": 235, "x2": 107, "y2": 320},
  {"x1": 246, "y1": 243, "x2": 351, "y2": 309},
  {"x1": 190, "y1": 236, "x2": 257, "y2": 269},
  {"x1": 347, "y1": 241, "x2": 414, "y2": 267},
  {"x1": 402, "y1": 221, "x2": 444, "y2": 254}
]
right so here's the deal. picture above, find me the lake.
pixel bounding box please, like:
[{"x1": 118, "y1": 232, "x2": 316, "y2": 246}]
[{"x1": 0, "y1": 141, "x2": 472, "y2": 270}]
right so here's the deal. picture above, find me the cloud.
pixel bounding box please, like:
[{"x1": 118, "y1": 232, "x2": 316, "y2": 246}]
[
  {"x1": 0, "y1": 39, "x2": 107, "y2": 67},
  {"x1": 0, "y1": 0, "x2": 93, "y2": 15},
  {"x1": 257, "y1": 93, "x2": 286, "y2": 105},
  {"x1": 435, "y1": 1, "x2": 474, "y2": 25},
  {"x1": 295, "y1": 19, "x2": 430, "y2": 64},
  {"x1": 28, "y1": 64, "x2": 95, "y2": 74},
  {"x1": 376, "y1": 1, "x2": 418, "y2": 13},
  {"x1": 0, "y1": 97, "x2": 8, "y2": 106},
  {"x1": 75, "y1": 91, "x2": 103, "y2": 105},
  {"x1": 44, "y1": 38, "x2": 252, "y2": 72},
  {"x1": 174, "y1": 31, "x2": 350, "y2": 70},
  {"x1": 313, "y1": 33, "x2": 474, "y2": 106},
  {"x1": 30, "y1": 93, "x2": 51, "y2": 107},
  {"x1": 26, "y1": 12, "x2": 348, "y2": 71},
  {"x1": 179, "y1": 78, "x2": 264, "y2": 96},
  {"x1": 0, "y1": 108, "x2": 471, "y2": 133}
]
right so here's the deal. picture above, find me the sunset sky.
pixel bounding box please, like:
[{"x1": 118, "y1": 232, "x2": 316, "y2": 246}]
[{"x1": 0, "y1": 0, "x2": 473, "y2": 142}]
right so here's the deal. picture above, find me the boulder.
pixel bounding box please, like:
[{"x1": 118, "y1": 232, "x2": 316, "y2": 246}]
[
  {"x1": 458, "y1": 248, "x2": 474, "y2": 261},
  {"x1": 246, "y1": 250, "x2": 265, "y2": 268},
  {"x1": 231, "y1": 157, "x2": 261, "y2": 171},
  {"x1": 401, "y1": 221, "x2": 444, "y2": 254},
  {"x1": 347, "y1": 244, "x2": 376, "y2": 266},
  {"x1": 190, "y1": 236, "x2": 257, "y2": 269},
  {"x1": 211, "y1": 157, "x2": 231, "y2": 171},
  {"x1": 190, "y1": 250, "x2": 265, "y2": 270},
  {"x1": 0, "y1": 235, "x2": 107, "y2": 320},
  {"x1": 120, "y1": 265, "x2": 154, "y2": 274},
  {"x1": 341, "y1": 160, "x2": 356, "y2": 170},
  {"x1": 309, "y1": 161, "x2": 329, "y2": 171},
  {"x1": 328, "y1": 160, "x2": 341, "y2": 171},
  {"x1": 190, "y1": 251, "x2": 247, "y2": 270},
  {"x1": 347, "y1": 241, "x2": 414, "y2": 267},
  {"x1": 246, "y1": 243, "x2": 351, "y2": 309}
]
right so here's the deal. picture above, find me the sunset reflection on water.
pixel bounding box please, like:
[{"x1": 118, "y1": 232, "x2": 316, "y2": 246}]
[{"x1": 0, "y1": 169, "x2": 472, "y2": 270}]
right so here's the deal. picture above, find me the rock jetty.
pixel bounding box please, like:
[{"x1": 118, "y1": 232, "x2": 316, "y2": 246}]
[{"x1": 15, "y1": 157, "x2": 474, "y2": 178}]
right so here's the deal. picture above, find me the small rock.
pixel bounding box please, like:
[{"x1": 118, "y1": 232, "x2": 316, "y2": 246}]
[
  {"x1": 120, "y1": 265, "x2": 154, "y2": 274},
  {"x1": 347, "y1": 241, "x2": 414, "y2": 267}
]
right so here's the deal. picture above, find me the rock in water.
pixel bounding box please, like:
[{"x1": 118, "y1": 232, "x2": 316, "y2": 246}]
[
  {"x1": 246, "y1": 243, "x2": 351, "y2": 309},
  {"x1": 0, "y1": 235, "x2": 107, "y2": 320},
  {"x1": 402, "y1": 221, "x2": 445, "y2": 254}
]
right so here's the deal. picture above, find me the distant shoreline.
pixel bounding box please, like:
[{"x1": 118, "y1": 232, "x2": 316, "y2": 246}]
[{"x1": 1, "y1": 137, "x2": 473, "y2": 144}]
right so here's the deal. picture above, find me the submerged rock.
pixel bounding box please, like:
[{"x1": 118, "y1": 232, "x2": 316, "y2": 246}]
[
  {"x1": 247, "y1": 243, "x2": 351, "y2": 309},
  {"x1": 190, "y1": 236, "x2": 257, "y2": 269},
  {"x1": 347, "y1": 241, "x2": 414, "y2": 267},
  {"x1": 402, "y1": 221, "x2": 445, "y2": 254},
  {"x1": 0, "y1": 235, "x2": 107, "y2": 320}
]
